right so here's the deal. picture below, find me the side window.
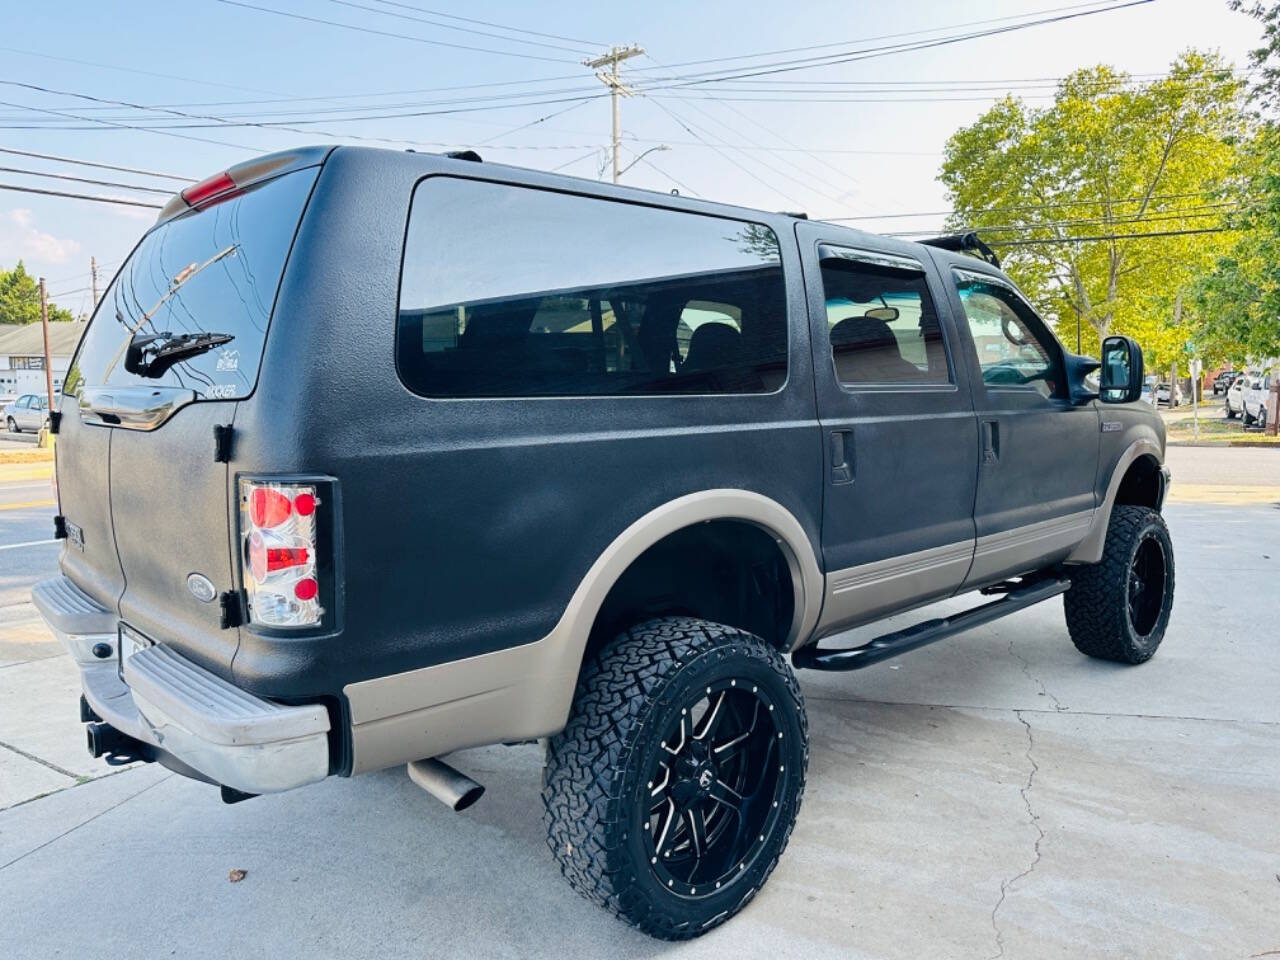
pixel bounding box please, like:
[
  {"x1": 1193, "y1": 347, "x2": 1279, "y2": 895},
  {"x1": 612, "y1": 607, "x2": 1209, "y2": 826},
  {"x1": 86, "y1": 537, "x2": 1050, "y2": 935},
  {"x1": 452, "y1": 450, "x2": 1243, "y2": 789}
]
[
  {"x1": 953, "y1": 273, "x2": 1063, "y2": 399},
  {"x1": 396, "y1": 178, "x2": 788, "y2": 397},
  {"x1": 16, "y1": 396, "x2": 30, "y2": 409},
  {"x1": 818, "y1": 253, "x2": 950, "y2": 386}
]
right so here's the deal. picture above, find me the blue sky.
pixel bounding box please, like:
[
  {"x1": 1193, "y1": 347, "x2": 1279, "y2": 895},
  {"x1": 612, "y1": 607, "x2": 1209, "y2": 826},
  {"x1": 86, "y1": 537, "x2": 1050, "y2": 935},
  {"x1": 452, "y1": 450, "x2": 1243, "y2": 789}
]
[{"x1": 0, "y1": 0, "x2": 1263, "y2": 318}]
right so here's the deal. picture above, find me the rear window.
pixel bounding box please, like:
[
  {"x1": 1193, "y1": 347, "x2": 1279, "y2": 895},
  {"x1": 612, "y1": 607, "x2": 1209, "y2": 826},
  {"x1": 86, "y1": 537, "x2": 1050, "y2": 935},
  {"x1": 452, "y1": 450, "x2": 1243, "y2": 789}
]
[
  {"x1": 63, "y1": 167, "x2": 318, "y2": 400},
  {"x1": 396, "y1": 177, "x2": 788, "y2": 397}
]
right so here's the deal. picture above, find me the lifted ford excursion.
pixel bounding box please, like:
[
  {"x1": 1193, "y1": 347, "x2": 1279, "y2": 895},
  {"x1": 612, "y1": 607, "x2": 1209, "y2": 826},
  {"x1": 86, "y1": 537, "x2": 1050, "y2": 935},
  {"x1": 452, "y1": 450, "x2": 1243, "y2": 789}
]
[{"x1": 34, "y1": 146, "x2": 1173, "y2": 939}]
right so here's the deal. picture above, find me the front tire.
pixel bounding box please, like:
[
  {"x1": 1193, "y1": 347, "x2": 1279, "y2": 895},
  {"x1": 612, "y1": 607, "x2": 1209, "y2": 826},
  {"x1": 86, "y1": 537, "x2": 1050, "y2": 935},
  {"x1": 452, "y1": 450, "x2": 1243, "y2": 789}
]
[
  {"x1": 542, "y1": 616, "x2": 807, "y2": 940},
  {"x1": 5, "y1": 417, "x2": 17, "y2": 433},
  {"x1": 1064, "y1": 505, "x2": 1174, "y2": 664}
]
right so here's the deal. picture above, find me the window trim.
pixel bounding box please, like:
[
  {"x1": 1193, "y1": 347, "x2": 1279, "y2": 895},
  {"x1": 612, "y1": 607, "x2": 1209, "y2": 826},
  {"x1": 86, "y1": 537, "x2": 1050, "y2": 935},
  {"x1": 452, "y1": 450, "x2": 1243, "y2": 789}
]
[
  {"x1": 394, "y1": 174, "x2": 793, "y2": 401},
  {"x1": 816, "y1": 242, "x2": 956, "y2": 392},
  {"x1": 951, "y1": 267, "x2": 1066, "y2": 400}
]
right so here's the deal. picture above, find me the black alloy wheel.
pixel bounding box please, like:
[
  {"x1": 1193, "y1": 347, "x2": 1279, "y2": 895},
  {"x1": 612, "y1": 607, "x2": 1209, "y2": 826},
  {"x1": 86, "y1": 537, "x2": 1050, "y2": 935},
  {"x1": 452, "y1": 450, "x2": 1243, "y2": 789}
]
[
  {"x1": 1126, "y1": 533, "x2": 1169, "y2": 638},
  {"x1": 643, "y1": 678, "x2": 786, "y2": 898},
  {"x1": 543, "y1": 617, "x2": 807, "y2": 940}
]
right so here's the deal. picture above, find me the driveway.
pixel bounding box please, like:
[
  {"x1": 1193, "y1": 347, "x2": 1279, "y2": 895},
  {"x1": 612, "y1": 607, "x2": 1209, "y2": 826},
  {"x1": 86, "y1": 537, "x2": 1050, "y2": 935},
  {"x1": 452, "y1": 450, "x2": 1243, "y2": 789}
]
[{"x1": 2, "y1": 488, "x2": 1278, "y2": 958}]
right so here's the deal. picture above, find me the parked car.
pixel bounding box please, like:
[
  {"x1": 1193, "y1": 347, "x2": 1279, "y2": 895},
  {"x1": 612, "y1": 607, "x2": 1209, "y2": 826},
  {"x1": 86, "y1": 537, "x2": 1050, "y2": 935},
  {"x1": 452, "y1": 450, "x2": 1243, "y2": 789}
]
[
  {"x1": 1225, "y1": 373, "x2": 1251, "y2": 418},
  {"x1": 3, "y1": 393, "x2": 49, "y2": 433},
  {"x1": 1140, "y1": 382, "x2": 1156, "y2": 405},
  {"x1": 31, "y1": 147, "x2": 1176, "y2": 940},
  {"x1": 1154, "y1": 382, "x2": 1182, "y2": 405},
  {"x1": 1212, "y1": 370, "x2": 1237, "y2": 395},
  {"x1": 1242, "y1": 372, "x2": 1272, "y2": 429}
]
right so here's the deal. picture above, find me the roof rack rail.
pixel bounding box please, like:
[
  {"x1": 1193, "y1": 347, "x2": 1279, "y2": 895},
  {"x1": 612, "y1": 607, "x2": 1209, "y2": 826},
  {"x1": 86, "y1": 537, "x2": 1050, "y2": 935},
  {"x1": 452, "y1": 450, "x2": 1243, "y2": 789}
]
[
  {"x1": 779, "y1": 211, "x2": 808, "y2": 219},
  {"x1": 919, "y1": 231, "x2": 1000, "y2": 269},
  {"x1": 444, "y1": 150, "x2": 482, "y2": 163}
]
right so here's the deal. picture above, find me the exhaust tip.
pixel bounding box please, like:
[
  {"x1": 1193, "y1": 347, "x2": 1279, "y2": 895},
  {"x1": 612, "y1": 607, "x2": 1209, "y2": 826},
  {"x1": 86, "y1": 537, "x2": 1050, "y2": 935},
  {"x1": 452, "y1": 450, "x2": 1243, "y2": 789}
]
[{"x1": 407, "y1": 757, "x2": 485, "y2": 812}]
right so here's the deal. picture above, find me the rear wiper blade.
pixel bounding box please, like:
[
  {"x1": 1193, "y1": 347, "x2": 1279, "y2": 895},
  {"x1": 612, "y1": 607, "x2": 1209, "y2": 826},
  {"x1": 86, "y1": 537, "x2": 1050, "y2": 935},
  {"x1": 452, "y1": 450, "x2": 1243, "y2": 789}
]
[{"x1": 124, "y1": 330, "x2": 234, "y2": 378}]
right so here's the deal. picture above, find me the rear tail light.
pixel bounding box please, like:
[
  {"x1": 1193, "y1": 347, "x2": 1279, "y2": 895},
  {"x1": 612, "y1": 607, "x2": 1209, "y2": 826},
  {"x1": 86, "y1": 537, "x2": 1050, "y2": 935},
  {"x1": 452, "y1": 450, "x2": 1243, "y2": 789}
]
[{"x1": 239, "y1": 478, "x2": 331, "y2": 628}]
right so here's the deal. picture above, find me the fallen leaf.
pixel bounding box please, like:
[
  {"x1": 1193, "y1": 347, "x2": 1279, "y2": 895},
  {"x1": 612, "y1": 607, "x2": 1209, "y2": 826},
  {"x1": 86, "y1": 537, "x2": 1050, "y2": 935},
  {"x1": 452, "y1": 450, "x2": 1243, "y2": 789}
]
[{"x1": 228, "y1": 869, "x2": 247, "y2": 883}]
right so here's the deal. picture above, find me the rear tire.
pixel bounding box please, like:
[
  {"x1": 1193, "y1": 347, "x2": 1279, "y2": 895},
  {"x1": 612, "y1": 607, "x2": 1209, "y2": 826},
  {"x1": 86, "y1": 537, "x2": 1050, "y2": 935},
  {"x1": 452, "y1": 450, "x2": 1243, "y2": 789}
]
[
  {"x1": 1064, "y1": 505, "x2": 1174, "y2": 664},
  {"x1": 542, "y1": 616, "x2": 807, "y2": 940}
]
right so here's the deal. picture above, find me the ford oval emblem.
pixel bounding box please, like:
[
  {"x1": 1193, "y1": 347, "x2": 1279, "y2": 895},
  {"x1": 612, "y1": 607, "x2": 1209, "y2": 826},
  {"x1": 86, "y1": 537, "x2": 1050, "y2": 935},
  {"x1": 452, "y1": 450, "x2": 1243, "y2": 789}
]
[{"x1": 186, "y1": 573, "x2": 217, "y2": 604}]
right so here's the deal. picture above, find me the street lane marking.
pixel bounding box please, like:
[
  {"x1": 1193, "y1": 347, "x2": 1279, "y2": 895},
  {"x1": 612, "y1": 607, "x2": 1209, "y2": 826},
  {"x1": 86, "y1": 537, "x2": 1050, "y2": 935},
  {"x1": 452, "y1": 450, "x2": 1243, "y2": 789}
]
[
  {"x1": 0, "y1": 538, "x2": 58, "y2": 551},
  {"x1": 0, "y1": 499, "x2": 55, "y2": 511},
  {"x1": 1167, "y1": 485, "x2": 1280, "y2": 505}
]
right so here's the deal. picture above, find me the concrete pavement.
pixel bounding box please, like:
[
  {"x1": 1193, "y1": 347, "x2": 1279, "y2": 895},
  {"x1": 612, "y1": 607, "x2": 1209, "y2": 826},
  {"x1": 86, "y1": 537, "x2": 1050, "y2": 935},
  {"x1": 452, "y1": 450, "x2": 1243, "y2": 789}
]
[{"x1": 1, "y1": 473, "x2": 1278, "y2": 957}]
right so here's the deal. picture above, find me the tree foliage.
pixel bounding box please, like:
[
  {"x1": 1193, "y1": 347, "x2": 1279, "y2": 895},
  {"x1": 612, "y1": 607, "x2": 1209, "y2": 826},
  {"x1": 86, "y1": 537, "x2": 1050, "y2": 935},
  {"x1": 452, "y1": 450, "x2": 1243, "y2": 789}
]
[
  {"x1": 940, "y1": 51, "x2": 1245, "y2": 370},
  {"x1": 0, "y1": 261, "x2": 75, "y2": 325},
  {"x1": 1192, "y1": 2, "x2": 1280, "y2": 366}
]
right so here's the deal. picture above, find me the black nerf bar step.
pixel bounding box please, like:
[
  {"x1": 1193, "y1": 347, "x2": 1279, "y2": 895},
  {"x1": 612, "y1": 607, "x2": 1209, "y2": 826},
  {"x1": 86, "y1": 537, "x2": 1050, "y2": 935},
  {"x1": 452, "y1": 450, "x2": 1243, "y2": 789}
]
[{"x1": 792, "y1": 576, "x2": 1071, "y2": 672}]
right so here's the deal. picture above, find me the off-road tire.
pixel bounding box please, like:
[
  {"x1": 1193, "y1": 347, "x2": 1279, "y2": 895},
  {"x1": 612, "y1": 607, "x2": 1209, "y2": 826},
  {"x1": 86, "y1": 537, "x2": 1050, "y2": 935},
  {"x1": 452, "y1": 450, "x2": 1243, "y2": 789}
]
[
  {"x1": 1064, "y1": 505, "x2": 1174, "y2": 664},
  {"x1": 542, "y1": 616, "x2": 807, "y2": 940}
]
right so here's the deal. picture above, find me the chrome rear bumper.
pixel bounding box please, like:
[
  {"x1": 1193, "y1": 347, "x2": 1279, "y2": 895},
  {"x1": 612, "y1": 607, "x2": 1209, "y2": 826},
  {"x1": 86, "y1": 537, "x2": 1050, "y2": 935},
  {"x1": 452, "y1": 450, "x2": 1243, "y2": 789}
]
[{"x1": 31, "y1": 575, "x2": 330, "y2": 795}]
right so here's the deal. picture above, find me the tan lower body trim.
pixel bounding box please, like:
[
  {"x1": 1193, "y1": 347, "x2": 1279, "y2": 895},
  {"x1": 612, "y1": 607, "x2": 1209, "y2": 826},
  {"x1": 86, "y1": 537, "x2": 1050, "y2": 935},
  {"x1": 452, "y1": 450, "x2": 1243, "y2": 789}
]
[
  {"x1": 816, "y1": 539, "x2": 974, "y2": 638},
  {"x1": 344, "y1": 489, "x2": 824, "y2": 774}
]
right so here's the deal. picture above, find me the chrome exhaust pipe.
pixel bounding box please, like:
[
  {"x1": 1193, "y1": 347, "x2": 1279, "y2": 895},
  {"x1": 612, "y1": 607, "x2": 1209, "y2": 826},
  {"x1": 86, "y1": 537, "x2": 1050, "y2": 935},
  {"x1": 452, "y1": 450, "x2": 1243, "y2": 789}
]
[{"x1": 407, "y1": 757, "x2": 484, "y2": 811}]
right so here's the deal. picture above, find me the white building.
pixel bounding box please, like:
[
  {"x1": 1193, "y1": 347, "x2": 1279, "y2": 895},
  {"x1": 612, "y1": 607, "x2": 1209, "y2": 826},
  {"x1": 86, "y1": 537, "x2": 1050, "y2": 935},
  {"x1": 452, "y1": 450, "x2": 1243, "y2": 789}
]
[{"x1": 0, "y1": 321, "x2": 88, "y2": 397}]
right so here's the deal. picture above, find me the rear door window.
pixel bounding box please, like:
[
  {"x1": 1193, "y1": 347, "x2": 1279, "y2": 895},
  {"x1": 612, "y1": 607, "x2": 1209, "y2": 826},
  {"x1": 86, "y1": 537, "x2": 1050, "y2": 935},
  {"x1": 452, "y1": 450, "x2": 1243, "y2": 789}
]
[
  {"x1": 396, "y1": 177, "x2": 788, "y2": 397},
  {"x1": 64, "y1": 167, "x2": 319, "y2": 400}
]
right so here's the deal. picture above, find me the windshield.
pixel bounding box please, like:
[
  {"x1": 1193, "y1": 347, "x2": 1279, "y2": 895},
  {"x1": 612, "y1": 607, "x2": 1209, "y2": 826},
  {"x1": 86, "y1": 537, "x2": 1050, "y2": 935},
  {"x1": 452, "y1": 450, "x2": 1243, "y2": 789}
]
[{"x1": 64, "y1": 166, "x2": 318, "y2": 400}]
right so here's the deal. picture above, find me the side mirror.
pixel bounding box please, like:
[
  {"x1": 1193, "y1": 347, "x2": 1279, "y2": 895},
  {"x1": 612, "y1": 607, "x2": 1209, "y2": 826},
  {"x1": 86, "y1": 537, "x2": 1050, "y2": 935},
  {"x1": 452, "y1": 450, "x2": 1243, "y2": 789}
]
[{"x1": 1100, "y1": 335, "x2": 1144, "y2": 403}]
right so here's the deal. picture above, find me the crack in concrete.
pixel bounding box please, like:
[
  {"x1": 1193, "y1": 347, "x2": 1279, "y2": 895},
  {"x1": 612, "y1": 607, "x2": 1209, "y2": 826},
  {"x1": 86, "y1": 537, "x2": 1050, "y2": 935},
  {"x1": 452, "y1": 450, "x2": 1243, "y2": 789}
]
[
  {"x1": 0, "y1": 737, "x2": 79, "y2": 781},
  {"x1": 989, "y1": 710, "x2": 1045, "y2": 960},
  {"x1": 803, "y1": 694, "x2": 1280, "y2": 727},
  {"x1": 0, "y1": 772, "x2": 171, "y2": 873},
  {"x1": 1007, "y1": 638, "x2": 1068, "y2": 712}
]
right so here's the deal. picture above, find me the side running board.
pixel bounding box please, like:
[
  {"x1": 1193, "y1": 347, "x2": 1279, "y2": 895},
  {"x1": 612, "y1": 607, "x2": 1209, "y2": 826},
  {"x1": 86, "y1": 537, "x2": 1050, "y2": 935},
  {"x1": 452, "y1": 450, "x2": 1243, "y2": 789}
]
[{"x1": 792, "y1": 576, "x2": 1071, "y2": 672}]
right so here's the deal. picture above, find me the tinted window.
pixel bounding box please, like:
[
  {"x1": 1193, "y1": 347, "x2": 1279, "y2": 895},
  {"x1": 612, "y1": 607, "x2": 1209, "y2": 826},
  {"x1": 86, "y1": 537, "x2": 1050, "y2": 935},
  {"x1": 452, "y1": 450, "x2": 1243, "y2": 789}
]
[
  {"x1": 954, "y1": 273, "x2": 1063, "y2": 399},
  {"x1": 397, "y1": 178, "x2": 787, "y2": 397},
  {"x1": 64, "y1": 167, "x2": 318, "y2": 400},
  {"x1": 819, "y1": 254, "x2": 949, "y2": 385}
]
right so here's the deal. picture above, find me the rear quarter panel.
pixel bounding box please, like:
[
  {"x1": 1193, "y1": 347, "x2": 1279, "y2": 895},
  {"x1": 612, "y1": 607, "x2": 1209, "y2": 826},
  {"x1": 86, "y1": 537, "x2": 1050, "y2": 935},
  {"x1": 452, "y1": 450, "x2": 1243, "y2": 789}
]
[{"x1": 229, "y1": 148, "x2": 824, "y2": 701}]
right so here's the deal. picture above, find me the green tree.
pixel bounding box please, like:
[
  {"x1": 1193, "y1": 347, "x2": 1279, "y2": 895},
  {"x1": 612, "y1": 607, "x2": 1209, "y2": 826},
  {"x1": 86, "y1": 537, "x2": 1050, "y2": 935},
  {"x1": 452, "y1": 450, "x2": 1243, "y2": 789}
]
[
  {"x1": 939, "y1": 51, "x2": 1245, "y2": 370},
  {"x1": 1193, "y1": 2, "x2": 1280, "y2": 364},
  {"x1": 0, "y1": 261, "x2": 75, "y2": 324}
]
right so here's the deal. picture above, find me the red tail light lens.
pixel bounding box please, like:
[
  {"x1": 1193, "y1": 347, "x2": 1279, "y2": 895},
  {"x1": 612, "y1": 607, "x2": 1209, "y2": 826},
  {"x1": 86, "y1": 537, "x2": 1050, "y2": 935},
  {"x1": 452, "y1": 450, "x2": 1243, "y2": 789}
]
[
  {"x1": 239, "y1": 479, "x2": 325, "y2": 628},
  {"x1": 249, "y1": 487, "x2": 293, "y2": 528},
  {"x1": 181, "y1": 171, "x2": 237, "y2": 208}
]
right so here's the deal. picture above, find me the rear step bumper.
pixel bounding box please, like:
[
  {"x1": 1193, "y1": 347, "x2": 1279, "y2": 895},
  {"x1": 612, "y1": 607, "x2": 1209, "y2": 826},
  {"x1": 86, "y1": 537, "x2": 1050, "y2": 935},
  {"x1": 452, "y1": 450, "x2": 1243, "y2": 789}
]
[{"x1": 31, "y1": 575, "x2": 331, "y2": 794}]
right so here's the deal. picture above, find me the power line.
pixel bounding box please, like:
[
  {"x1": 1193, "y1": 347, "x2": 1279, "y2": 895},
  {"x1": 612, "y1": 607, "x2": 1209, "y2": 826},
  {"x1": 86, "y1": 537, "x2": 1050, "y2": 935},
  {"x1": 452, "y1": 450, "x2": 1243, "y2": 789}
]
[
  {"x1": 627, "y1": 1, "x2": 1129, "y2": 75},
  {"x1": 0, "y1": 146, "x2": 194, "y2": 182},
  {"x1": 365, "y1": 0, "x2": 606, "y2": 47},
  {"x1": 320, "y1": 0, "x2": 594, "y2": 55},
  {"x1": 823, "y1": 192, "x2": 1245, "y2": 221},
  {"x1": 0, "y1": 165, "x2": 175, "y2": 195},
  {"x1": 214, "y1": 0, "x2": 582, "y2": 63},
  {"x1": 0, "y1": 97, "x2": 258, "y2": 152},
  {"x1": 0, "y1": 182, "x2": 161, "y2": 209},
  {"x1": 0, "y1": 77, "x2": 608, "y2": 150},
  {"x1": 888, "y1": 206, "x2": 1244, "y2": 237},
  {"x1": 989, "y1": 226, "x2": 1243, "y2": 246},
  {"x1": 0, "y1": 45, "x2": 289, "y2": 97},
  {"x1": 639, "y1": 1, "x2": 1155, "y2": 89}
]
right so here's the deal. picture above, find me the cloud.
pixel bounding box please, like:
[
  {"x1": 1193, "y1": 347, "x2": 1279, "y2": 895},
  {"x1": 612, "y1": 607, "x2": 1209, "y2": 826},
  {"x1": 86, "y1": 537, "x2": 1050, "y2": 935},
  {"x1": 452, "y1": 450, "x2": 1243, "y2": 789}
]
[{"x1": 0, "y1": 207, "x2": 81, "y2": 265}]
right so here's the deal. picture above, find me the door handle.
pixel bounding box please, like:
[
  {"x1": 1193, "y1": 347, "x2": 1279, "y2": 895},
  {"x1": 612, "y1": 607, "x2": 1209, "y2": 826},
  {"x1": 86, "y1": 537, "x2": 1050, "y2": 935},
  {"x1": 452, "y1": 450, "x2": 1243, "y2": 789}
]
[
  {"x1": 830, "y1": 429, "x2": 853, "y2": 485},
  {"x1": 982, "y1": 419, "x2": 1000, "y2": 464}
]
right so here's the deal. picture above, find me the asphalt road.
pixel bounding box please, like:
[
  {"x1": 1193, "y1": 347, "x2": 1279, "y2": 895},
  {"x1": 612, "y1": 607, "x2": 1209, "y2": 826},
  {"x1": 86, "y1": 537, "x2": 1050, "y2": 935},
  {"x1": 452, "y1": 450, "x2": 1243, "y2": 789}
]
[
  {"x1": 0, "y1": 465, "x2": 57, "y2": 610},
  {"x1": 1, "y1": 455, "x2": 1278, "y2": 958}
]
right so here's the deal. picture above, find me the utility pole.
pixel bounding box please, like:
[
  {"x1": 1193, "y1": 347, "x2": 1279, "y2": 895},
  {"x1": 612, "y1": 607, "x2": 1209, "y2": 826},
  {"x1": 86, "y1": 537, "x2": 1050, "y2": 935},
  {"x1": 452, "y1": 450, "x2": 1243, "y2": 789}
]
[
  {"x1": 90, "y1": 256, "x2": 100, "y2": 308},
  {"x1": 39, "y1": 277, "x2": 55, "y2": 445},
  {"x1": 584, "y1": 45, "x2": 644, "y2": 184}
]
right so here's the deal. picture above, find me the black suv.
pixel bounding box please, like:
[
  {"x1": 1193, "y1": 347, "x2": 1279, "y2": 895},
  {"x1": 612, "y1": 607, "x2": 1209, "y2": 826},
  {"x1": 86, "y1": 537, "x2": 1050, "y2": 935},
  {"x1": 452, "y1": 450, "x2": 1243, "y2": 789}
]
[{"x1": 34, "y1": 146, "x2": 1174, "y2": 940}]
